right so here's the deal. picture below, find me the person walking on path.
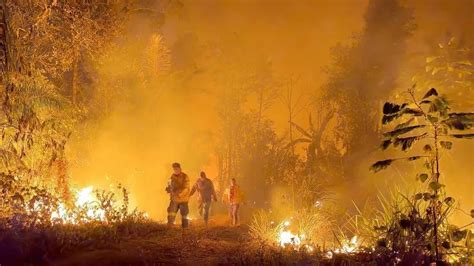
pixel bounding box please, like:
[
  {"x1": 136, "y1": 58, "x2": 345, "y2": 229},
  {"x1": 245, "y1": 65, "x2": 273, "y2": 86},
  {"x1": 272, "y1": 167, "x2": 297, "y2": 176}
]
[
  {"x1": 190, "y1": 171, "x2": 217, "y2": 225},
  {"x1": 166, "y1": 162, "x2": 190, "y2": 228},
  {"x1": 227, "y1": 178, "x2": 244, "y2": 226}
]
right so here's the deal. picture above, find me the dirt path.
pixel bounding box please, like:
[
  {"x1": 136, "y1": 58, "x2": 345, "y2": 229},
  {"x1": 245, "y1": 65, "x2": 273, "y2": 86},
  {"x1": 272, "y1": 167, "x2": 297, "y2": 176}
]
[{"x1": 51, "y1": 221, "x2": 252, "y2": 266}]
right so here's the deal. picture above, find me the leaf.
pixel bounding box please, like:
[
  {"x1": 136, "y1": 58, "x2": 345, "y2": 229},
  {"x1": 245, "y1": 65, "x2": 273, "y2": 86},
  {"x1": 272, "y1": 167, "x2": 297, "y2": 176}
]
[
  {"x1": 452, "y1": 229, "x2": 468, "y2": 242},
  {"x1": 440, "y1": 141, "x2": 453, "y2": 150},
  {"x1": 382, "y1": 114, "x2": 400, "y2": 124},
  {"x1": 402, "y1": 108, "x2": 424, "y2": 116},
  {"x1": 471, "y1": 210, "x2": 474, "y2": 218},
  {"x1": 423, "y1": 88, "x2": 439, "y2": 99},
  {"x1": 381, "y1": 139, "x2": 392, "y2": 150},
  {"x1": 394, "y1": 134, "x2": 427, "y2": 151},
  {"x1": 428, "y1": 97, "x2": 450, "y2": 115},
  {"x1": 423, "y1": 193, "x2": 431, "y2": 201},
  {"x1": 383, "y1": 125, "x2": 426, "y2": 138},
  {"x1": 443, "y1": 119, "x2": 467, "y2": 130},
  {"x1": 444, "y1": 197, "x2": 455, "y2": 206},
  {"x1": 423, "y1": 144, "x2": 432, "y2": 153},
  {"x1": 370, "y1": 159, "x2": 393, "y2": 172},
  {"x1": 450, "y1": 133, "x2": 474, "y2": 139},
  {"x1": 414, "y1": 193, "x2": 423, "y2": 200},
  {"x1": 443, "y1": 113, "x2": 474, "y2": 130},
  {"x1": 429, "y1": 181, "x2": 444, "y2": 191},
  {"x1": 418, "y1": 173, "x2": 428, "y2": 183},
  {"x1": 383, "y1": 102, "x2": 402, "y2": 115},
  {"x1": 394, "y1": 118, "x2": 414, "y2": 130},
  {"x1": 393, "y1": 136, "x2": 417, "y2": 151}
]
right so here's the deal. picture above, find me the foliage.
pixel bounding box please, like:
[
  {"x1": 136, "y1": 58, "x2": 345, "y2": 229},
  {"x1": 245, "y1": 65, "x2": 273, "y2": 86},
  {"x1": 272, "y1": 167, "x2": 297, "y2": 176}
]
[
  {"x1": 249, "y1": 209, "x2": 285, "y2": 245},
  {"x1": 6, "y1": 0, "x2": 124, "y2": 78},
  {"x1": 370, "y1": 87, "x2": 474, "y2": 263},
  {"x1": 411, "y1": 37, "x2": 473, "y2": 108},
  {"x1": 0, "y1": 168, "x2": 146, "y2": 229}
]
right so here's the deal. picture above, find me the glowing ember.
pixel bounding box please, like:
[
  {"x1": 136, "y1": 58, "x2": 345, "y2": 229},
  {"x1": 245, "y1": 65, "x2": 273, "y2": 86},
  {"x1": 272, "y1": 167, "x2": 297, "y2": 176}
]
[{"x1": 335, "y1": 235, "x2": 359, "y2": 254}]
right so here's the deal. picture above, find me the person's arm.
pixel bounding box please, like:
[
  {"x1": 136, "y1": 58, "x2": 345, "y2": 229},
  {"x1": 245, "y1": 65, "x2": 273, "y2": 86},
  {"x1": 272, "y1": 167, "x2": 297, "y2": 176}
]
[
  {"x1": 211, "y1": 182, "x2": 218, "y2": 201},
  {"x1": 165, "y1": 176, "x2": 173, "y2": 193},
  {"x1": 190, "y1": 182, "x2": 197, "y2": 196}
]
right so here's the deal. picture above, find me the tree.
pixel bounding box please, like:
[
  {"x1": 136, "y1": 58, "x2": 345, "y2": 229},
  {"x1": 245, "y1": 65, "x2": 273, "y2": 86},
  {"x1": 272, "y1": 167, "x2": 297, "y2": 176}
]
[
  {"x1": 322, "y1": 0, "x2": 415, "y2": 181},
  {"x1": 410, "y1": 37, "x2": 474, "y2": 108},
  {"x1": 371, "y1": 86, "x2": 474, "y2": 262},
  {"x1": 6, "y1": 0, "x2": 126, "y2": 105}
]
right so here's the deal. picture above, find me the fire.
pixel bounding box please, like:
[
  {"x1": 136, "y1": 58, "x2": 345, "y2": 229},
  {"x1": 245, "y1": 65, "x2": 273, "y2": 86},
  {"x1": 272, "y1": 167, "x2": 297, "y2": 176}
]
[
  {"x1": 279, "y1": 230, "x2": 301, "y2": 247},
  {"x1": 335, "y1": 235, "x2": 359, "y2": 254},
  {"x1": 277, "y1": 220, "x2": 314, "y2": 252},
  {"x1": 50, "y1": 186, "x2": 106, "y2": 224}
]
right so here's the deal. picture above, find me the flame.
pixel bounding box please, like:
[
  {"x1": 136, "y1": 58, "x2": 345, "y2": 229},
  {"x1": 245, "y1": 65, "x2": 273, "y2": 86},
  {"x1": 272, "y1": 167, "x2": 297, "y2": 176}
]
[
  {"x1": 279, "y1": 230, "x2": 302, "y2": 247},
  {"x1": 277, "y1": 219, "x2": 314, "y2": 252},
  {"x1": 334, "y1": 235, "x2": 359, "y2": 254},
  {"x1": 50, "y1": 186, "x2": 106, "y2": 224}
]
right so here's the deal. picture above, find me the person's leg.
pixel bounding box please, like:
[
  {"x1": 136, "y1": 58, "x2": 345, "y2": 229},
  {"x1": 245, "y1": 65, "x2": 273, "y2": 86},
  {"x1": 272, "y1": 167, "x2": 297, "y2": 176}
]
[
  {"x1": 203, "y1": 201, "x2": 211, "y2": 225},
  {"x1": 198, "y1": 201, "x2": 204, "y2": 218},
  {"x1": 234, "y1": 203, "x2": 240, "y2": 225},
  {"x1": 231, "y1": 204, "x2": 237, "y2": 226},
  {"x1": 179, "y1": 202, "x2": 189, "y2": 228},
  {"x1": 167, "y1": 201, "x2": 178, "y2": 226}
]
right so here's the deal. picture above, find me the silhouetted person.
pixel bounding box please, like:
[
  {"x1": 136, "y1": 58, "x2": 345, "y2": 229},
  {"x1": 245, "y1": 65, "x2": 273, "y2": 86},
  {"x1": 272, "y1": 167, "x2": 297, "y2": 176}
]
[
  {"x1": 166, "y1": 162, "x2": 190, "y2": 228},
  {"x1": 190, "y1": 171, "x2": 217, "y2": 225}
]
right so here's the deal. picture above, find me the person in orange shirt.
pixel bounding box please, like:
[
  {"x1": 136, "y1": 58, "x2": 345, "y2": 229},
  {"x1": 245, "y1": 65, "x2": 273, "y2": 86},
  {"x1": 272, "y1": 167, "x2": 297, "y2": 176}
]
[{"x1": 227, "y1": 178, "x2": 244, "y2": 226}]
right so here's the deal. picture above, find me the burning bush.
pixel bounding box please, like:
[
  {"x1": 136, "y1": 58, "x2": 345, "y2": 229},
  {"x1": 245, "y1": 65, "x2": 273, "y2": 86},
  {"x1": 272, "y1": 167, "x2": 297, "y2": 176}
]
[
  {"x1": 249, "y1": 207, "x2": 333, "y2": 253},
  {"x1": 0, "y1": 171, "x2": 146, "y2": 229}
]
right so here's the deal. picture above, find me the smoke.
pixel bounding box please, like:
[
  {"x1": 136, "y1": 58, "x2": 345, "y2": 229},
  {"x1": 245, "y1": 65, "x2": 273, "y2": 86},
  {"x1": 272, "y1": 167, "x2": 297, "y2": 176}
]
[{"x1": 64, "y1": 0, "x2": 472, "y2": 224}]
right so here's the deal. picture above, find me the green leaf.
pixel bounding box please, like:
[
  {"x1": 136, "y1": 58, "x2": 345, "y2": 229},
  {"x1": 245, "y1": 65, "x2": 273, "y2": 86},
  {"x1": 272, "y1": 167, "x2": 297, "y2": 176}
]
[
  {"x1": 383, "y1": 125, "x2": 426, "y2": 138},
  {"x1": 418, "y1": 173, "x2": 429, "y2": 183},
  {"x1": 429, "y1": 181, "x2": 444, "y2": 191},
  {"x1": 423, "y1": 88, "x2": 439, "y2": 99},
  {"x1": 444, "y1": 197, "x2": 455, "y2": 206},
  {"x1": 450, "y1": 133, "x2": 474, "y2": 139},
  {"x1": 370, "y1": 159, "x2": 393, "y2": 172},
  {"x1": 440, "y1": 141, "x2": 453, "y2": 150}
]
